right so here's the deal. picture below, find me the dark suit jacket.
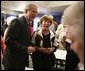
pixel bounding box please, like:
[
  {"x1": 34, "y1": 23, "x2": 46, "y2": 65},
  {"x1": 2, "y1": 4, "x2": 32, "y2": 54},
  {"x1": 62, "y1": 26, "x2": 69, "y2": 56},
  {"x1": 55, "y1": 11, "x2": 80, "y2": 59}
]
[{"x1": 3, "y1": 16, "x2": 31, "y2": 69}]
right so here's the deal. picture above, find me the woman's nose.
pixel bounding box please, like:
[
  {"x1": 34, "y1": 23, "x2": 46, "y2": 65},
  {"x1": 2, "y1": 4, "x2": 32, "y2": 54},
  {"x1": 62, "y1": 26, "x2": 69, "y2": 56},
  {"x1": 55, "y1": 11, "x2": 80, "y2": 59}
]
[{"x1": 45, "y1": 22, "x2": 49, "y2": 24}]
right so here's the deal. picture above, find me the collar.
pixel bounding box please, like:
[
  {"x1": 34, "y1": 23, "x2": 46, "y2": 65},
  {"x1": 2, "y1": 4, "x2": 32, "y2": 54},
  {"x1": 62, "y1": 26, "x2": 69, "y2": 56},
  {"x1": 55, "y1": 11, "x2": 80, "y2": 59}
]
[
  {"x1": 37, "y1": 29, "x2": 54, "y2": 40},
  {"x1": 24, "y1": 15, "x2": 32, "y2": 24}
]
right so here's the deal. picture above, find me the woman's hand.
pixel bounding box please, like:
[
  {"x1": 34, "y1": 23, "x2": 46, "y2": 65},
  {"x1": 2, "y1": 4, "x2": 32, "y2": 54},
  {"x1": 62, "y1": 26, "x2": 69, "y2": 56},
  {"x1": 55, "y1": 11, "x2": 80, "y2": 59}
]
[
  {"x1": 35, "y1": 47, "x2": 55, "y2": 54},
  {"x1": 45, "y1": 47, "x2": 55, "y2": 54}
]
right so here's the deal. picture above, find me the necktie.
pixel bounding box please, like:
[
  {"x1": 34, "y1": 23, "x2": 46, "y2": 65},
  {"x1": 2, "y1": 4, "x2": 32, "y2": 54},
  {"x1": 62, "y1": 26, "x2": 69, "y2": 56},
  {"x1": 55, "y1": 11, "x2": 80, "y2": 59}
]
[
  {"x1": 28, "y1": 22, "x2": 34, "y2": 38},
  {"x1": 29, "y1": 23, "x2": 34, "y2": 35}
]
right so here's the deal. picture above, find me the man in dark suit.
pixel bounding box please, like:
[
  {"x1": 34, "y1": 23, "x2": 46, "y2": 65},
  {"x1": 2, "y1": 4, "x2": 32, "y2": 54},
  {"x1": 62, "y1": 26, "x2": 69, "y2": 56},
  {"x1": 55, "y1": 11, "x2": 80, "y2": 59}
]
[{"x1": 3, "y1": 4, "x2": 38, "y2": 70}]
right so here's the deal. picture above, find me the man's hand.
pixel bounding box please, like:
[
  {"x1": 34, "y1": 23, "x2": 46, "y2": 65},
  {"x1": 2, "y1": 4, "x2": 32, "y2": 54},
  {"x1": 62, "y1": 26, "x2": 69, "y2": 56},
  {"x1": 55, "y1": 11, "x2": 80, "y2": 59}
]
[{"x1": 27, "y1": 46, "x2": 35, "y2": 53}]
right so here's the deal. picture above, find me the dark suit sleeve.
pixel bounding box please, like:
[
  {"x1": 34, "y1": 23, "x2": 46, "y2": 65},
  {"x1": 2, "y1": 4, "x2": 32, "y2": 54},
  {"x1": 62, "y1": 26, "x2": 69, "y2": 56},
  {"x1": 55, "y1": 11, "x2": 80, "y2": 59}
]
[{"x1": 5, "y1": 19, "x2": 28, "y2": 51}]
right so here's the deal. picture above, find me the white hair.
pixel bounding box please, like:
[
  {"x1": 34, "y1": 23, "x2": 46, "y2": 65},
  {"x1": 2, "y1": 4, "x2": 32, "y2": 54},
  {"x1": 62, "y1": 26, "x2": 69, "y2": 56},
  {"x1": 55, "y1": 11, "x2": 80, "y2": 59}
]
[
  {"x1": 70, "y1": 24, "x2": 84, "y2": 40},
  {"x1": 62, "y1": 1, "x2": 84, "y2": 48},
  {"x1": 49, "y1": 15, "x2": 54, "y2": 20},
  {"x1": 7, "y1": 16, "x2": 16, "y2": 26},
  {"x1": 62, "y1": 1, "x2": 84, "y2": 26}
]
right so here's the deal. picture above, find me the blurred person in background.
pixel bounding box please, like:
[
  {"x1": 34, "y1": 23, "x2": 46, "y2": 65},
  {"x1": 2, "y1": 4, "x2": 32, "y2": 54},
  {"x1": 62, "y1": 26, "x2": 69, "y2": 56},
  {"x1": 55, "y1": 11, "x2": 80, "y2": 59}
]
[
  {"x1": 62, "y1": 1, "x2": 84, "y2": 70},
  {"x1": 1, "y1": 35, "x2": 6, "y2": 70},
  {"x1": 3, "y1": 16, "x2": 16, "y2": 40},
  {"x1": 55, "y1": 23, "x2": 67, "y2": 50},
  {"x1": 67, "y1": 24, "x2": 84, "y2": 70},
  {"x1": 49, "y1": 15, "x2": 58, "y2": 33},
  {"x1": 1, "y1": 21, "x2": 8, "y2": 37},
  {"x1": 54, "y1": 22, "x2": 79, "y2": 70}
]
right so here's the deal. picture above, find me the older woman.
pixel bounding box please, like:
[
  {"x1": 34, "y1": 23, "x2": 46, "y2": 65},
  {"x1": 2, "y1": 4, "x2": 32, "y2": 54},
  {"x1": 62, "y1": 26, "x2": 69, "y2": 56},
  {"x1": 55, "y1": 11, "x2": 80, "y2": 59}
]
[
  {"x1": 31, "y1": 15, "x2": 58, "y2": 70},
  {"x1": 62, "y1": 1, "x2": 84, "y2": 70}
]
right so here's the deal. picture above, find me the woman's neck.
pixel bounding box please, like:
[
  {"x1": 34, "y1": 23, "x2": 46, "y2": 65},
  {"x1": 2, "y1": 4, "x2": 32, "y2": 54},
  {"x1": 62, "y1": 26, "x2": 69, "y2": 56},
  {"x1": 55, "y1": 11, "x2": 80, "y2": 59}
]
[{"x1": 42, "y1": 29, "x2": 49, "y2": 35}]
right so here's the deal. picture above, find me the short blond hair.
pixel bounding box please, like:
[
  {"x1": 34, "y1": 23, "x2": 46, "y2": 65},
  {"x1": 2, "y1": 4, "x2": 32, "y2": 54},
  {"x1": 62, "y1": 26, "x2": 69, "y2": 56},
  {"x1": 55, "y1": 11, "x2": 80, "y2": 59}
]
[{"x1": 39, "y1": 15, "x2": 53, "y2": 24}]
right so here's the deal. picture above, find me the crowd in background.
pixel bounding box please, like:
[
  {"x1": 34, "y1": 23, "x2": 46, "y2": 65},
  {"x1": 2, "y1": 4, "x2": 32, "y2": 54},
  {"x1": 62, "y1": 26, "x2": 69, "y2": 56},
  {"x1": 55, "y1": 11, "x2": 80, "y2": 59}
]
[{"x1": 1, "y1": 1, "x2": 84, "y2": 70}]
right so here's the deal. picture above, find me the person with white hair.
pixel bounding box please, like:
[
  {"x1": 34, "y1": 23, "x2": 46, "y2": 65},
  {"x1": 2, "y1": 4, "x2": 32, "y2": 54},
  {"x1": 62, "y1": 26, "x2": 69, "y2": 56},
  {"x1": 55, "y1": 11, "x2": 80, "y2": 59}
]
[
  {"x1": 49, "y1": 15, "x2": 58, "y2": 33},
  {"x1": 61, "y1": 1, "x2": 84, "y2": 70},
  {"x1": 7, "y1": 16, "x2": 16, "y2": 26},
  {"x1": 1, "y1": 35, "x2": 6, "y2": 70},
  {"x1": 54, "y1": 23, "x2": 79, "y2": 70},
  {"x1": 54, "y1": 23, "x2": 68, "y2": 50},
  {"x1": 1, "y1": 16, "x2": 15, "y2": 70},
  {"x1": 68, "y1": 23, "x2": 84, "y2": 70},
  {"x1": 3, "y1": 16, "x2": 16, "y2": 40}
]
